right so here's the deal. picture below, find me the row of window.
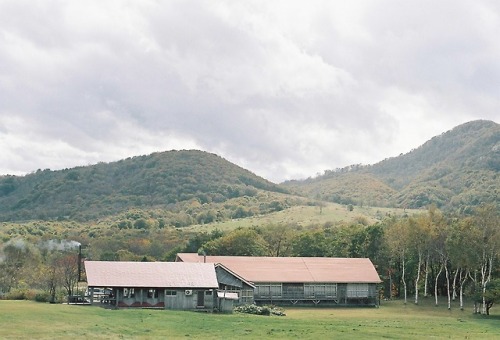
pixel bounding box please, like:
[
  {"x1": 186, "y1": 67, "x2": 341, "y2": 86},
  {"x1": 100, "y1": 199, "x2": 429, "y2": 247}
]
[
  {"x1": 346, "y1": 283, "x2": 369, "y2": 298},
  {"x1": 121, "y1": 284, "x2": 371, "y2": 300},
  {"x1": 255, "y1": 283, "x2": 370, "y2": 298},
  {"x1": 123, "y1": 288, "x2": 160, "y2": 299},
  {"x1": 304, "y1": 283, "x2": 337, "y2": 297},
  {"x1": 122, "y1": 289, "x2": 214, "y2": 298}
]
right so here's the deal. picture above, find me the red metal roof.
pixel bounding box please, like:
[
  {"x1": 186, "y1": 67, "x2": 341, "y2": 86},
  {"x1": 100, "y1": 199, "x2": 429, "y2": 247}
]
[
  {"x1": 176, "y1": 254, "x2": 381, "y2": 283},
  {"x1": 85, "y1": 261, "x2": 219, "y2": 288}
]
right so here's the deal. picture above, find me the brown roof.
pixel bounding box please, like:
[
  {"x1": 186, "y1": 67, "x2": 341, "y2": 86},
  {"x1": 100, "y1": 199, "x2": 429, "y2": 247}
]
[
  {"x1": 85, "y1": 261, "x2": 218, "y2": 288},
  {"x1": 176, "y1": 254, "x2": 381, "y2": 283}
]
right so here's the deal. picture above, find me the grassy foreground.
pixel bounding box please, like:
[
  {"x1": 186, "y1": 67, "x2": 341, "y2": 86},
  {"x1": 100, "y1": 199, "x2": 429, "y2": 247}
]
[{"x1": 0, "y1": 299, "x2": 498, "y2": 339}]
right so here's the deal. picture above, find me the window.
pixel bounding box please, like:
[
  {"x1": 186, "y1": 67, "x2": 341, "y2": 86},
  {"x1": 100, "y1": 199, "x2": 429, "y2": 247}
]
[
  {"x1": 147, "y1": 289, "x2": 159, "y2": 298},
  {"x1": 256, "y1": 283, "x2": 282, "y2": 298},
  {"x1": 165, "y1": 290, "x2": 177, "y2": 296},
  {"x1": 205, "y1": 290, "x2": 213, "y2": 296},
  {"x1": 240, "y1": 289, "x2": 254, "y2": 304},
  {"x1": 283, "y1": 283, "x2": 303, "y2": 298},
  {"x1": 124, "y1": 288, "x2": 135, "y2": 298},
  {"x1": 347, "y1": 283, "x2": 369, "y2": 298},
  {"x1": 304, "y1": 283, "x2": 337, "y2": 298}
]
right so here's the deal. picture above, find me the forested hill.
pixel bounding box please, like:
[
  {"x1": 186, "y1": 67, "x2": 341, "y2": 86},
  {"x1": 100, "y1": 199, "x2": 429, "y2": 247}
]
[
  {"x1": 1, "y1": 121, "x2": 497, "y2": 222},
  {"x1": 283, "y1": 120, "x2": 499, "y2": 212},
  {"x1": 0, "y1": 150, "x2": 287, "y2": 222}
]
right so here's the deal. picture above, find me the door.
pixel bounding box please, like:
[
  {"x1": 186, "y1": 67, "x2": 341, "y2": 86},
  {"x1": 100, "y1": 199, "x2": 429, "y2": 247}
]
[
  {"x1": 337, "y1": 283, "x2": 347, "y2": 304},
  {"x1": 197, "y1": 291, "x2": 205, "y2": 307}
]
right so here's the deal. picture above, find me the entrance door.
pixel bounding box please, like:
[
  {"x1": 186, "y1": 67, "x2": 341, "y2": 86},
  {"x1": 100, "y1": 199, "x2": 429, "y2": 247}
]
[{"x1": 197, "y1": 291, "x2": 205, "y2": 307}]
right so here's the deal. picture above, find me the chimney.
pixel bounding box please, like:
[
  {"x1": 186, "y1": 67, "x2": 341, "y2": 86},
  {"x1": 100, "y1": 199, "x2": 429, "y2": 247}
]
[{"x1": 77, "y1": 245, "x2": 82, "y2": 282}]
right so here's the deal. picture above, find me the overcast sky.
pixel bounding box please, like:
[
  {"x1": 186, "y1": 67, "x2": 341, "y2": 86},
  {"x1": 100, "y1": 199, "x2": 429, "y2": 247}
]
[{"x1": 0, "y1": 1, "x2": 498, "y2": 183}]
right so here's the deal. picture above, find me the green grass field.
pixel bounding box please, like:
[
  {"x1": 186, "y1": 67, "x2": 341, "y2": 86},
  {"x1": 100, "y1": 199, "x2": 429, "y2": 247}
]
[{"x1": 1, "y1": 299, "x2": 498, "y2": 339}]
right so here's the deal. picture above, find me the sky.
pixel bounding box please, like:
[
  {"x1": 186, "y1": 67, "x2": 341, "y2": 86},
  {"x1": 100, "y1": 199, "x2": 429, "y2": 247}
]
[{"x1": 0, "y1": 1, "x2": 499, "y2": 183}]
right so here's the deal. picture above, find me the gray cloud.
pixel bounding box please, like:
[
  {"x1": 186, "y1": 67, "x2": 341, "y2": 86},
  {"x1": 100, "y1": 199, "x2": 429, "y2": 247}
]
[{"x1": 0, "y1": 1, "x2": 498, "y2": 182}]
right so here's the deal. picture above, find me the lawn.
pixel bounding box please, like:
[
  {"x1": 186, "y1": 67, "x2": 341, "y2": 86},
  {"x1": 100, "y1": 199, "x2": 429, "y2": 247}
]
[{"x1": 0, "y1": 299, "x2": 498, "y2": 339}]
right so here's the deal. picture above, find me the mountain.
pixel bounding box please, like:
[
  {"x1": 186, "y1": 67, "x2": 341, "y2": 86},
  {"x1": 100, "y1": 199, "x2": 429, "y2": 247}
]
[
  {"x1": 283, "y1": 120, "x2": 499, "y2": 212},
  {"x1": 1, "y1": 120, "x2": 497, "y2": 223},
  {"x1": 0, "y1": 150, "x2": 287, "y2": 222}
]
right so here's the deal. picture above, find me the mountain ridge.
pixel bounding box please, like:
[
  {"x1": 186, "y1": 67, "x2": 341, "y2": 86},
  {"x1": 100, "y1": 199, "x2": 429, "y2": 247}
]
[
  {"x1": 0, "y1": 150, "x2": 287, "y2": 222},
  {"x1": 283, "y1": 120, "x2": 499, "y2": 211}
]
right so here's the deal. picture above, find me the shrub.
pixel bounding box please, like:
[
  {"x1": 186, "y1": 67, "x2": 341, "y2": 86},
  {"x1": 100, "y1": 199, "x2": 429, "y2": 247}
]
[
  {"x1": 3, "y1": 289, "x2": 60, "y2": 303},
  {"x1": 4, "y1": 288, "x2": 36, "y2": 300},
  {"x1": 234, "y1": 304, "x2": 286, "y2": 316},
  {"x1": 34, "y1": 291, "x2": 51, "y2": 303}
]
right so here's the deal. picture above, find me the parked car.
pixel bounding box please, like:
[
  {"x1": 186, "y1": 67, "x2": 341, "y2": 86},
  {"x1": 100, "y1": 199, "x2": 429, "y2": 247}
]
[{"x1": 86, "y1": 288, "x2": 113, "y2": 302}]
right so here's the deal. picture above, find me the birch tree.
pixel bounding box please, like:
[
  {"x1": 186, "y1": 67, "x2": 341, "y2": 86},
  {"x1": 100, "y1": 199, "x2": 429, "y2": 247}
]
[
  {"x1": 447, "y1": 218, "x2": 479, "y2": 310},
  {"x1": 409, "y1": 213, "x2": 433, "y2": 305},
  {"x1": 386, "y1": 219, "x2": 410, "y2": 304},
  {"x1": 428, "y1": 209, "x2": 449, "y2": 307},
  {"x1": 473, "y1": 204, "x2": 499, "y2": 314}
]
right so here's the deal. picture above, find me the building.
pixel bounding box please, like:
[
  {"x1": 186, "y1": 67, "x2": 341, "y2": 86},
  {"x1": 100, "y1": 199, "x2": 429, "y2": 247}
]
[
  {"x1": 84, "y1": 261, "x2": 239, "y2": 312},
  {"x1": 176, "y1": 254, "x2": 381, "y2": 306},
  {"x1": 214, "y1": 263, "x2": 255, "y2": 305}
]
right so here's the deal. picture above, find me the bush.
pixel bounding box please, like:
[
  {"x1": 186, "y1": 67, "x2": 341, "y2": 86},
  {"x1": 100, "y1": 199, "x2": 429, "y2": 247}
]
[
  {"x1": 34, "y1": 291, "x2": 51, "y2": 303},
  {"x1": 234, "y1": 304, "x2": 286, "y2": 316},
  {"x1": 3, "y1": 289, "x2": 61, "y2": 303},
  {"x1": 4, "y1": 288, "x2": 36, "y2": 300}
]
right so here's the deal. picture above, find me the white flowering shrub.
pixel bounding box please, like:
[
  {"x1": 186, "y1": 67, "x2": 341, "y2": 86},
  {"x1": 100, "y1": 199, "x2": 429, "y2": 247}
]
[{"x1": 234, "y1": 304, "x2": 286, "y2": 316}]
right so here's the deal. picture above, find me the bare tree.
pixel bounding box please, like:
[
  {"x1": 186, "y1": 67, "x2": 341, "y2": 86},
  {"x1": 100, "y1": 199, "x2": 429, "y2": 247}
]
[{"x1": 55, "y1": 252, "x2": 80, "y2": 297}]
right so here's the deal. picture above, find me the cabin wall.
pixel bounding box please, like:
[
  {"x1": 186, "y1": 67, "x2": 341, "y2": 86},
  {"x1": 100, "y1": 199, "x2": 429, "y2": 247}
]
[
  {"x1": 115, "y1": 288, "x2": 215, "y2": 310},
  {"x1": 217, "y1": 283, "x2": 254, "y2": 306},
  {"x1": 215, "y1": 266, "x2": 254, "y2": 305}
]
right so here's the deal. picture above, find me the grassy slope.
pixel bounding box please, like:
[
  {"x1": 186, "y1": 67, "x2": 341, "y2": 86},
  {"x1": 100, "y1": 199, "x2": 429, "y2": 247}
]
[
  {"x1": 185, "y1": 202, "x2": 417, "y2": 232},
  {"x1": 0, "y1": 299, "x2": 498, "y2": 339},
  {"x1": 284, "y1": 172, "x2": 397, "y2": 207}
]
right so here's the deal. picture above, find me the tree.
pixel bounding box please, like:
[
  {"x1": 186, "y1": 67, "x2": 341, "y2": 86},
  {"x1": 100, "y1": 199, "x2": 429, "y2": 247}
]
[
  {"x1": 446, "y1": 217, "x2": 480, "y2": 310},
  {"x1": 408, "y1": 212, "x2": 433, "y2": 305},
  {"x1": 0, "y1": 240, "x2": 40, "y2": 293},
  {"x1": 385, "y1": 218, "x2": 410, "y2": 303},
  {"x1": 473, "y1": 204, "x2": 499, "y2": 314},
  {"x1": 40, "y1": 252, "x2": 63, "y2": 303},
  {"x1": 291, "y1": 230, "x2": 329, "y2": 257},
  {"x1": 203, "y1": 228, "x2": 266, "y2": 256},
  {"x1": 54, "y1": 252, "x2": 80, "y2": 297},
  {"x1": 483, "y1": 278, "x2": 500, "y2": 315},
  {"x1": 257, "y1": 224, "x2": 295, "y2": 257},
  {"x1": 429, "y1": 210, "x2": 450, "y2": 308}
]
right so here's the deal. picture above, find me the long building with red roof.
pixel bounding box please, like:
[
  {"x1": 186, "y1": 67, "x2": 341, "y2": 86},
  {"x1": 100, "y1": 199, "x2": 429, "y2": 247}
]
[{"x1": 176, "y1": 253, "x2": 381, "y2": 306}]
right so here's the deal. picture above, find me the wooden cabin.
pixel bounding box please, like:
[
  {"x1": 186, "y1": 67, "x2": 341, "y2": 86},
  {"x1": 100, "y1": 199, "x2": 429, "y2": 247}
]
[
  {"x1": 84, "y1": 261, "x2": 239, "y2": 312},
  {"x1": 176, "y1": 254, "x2": 381, "y2": 307}
]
